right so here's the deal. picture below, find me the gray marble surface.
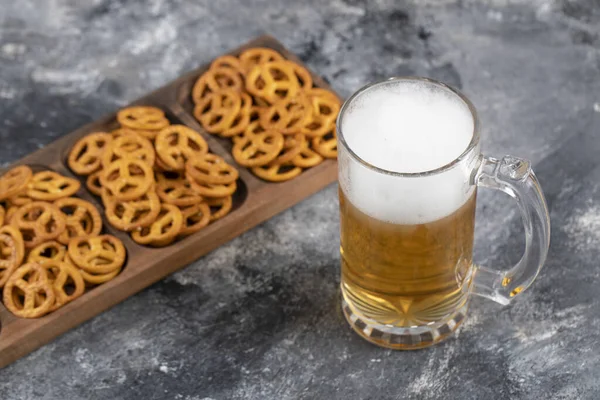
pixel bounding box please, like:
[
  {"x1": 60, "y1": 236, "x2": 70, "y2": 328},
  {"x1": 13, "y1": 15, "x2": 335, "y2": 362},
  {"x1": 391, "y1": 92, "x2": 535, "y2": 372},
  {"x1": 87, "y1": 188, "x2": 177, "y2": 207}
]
[{"x1": 0, "y1": 0, "x2": 599, "y2": 399}]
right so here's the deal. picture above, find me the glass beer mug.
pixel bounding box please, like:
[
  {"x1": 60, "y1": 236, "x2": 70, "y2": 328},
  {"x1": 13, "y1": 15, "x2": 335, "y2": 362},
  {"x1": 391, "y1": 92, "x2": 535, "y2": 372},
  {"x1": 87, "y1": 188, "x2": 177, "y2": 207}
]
[{"x1": 337, "y1": 77, "x2": 550, "y2": 349}]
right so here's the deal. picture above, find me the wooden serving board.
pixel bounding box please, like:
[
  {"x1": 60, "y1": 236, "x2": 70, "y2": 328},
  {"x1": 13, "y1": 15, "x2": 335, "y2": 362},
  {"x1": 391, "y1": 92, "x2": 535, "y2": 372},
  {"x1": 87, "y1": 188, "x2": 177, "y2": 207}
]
[{"x1": 0, "y1": 35, "x2": 338, "y2": 368}]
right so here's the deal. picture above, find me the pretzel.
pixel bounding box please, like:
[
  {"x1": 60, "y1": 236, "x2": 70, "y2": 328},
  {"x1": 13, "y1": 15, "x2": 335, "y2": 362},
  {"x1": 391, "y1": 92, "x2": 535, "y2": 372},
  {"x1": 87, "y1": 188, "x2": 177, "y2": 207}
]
[
  {"x1": 192, "y1": 67, "x2": 243, "y2": 102},
  {"x1": 68, "y1": 132, "x2": 112, "y2": 175},
  {"x1": 178, "y1": 203, "x2": 211, "y2": 236},
  {"x1": 260, "y1": 95, "x2": 312, "y2": 134},
  {"x1": 101, "y1": 133, "x2": 155, "y2": 168},
  {"x1": 42, "y1": 260, "x2": 86, "y2": 311},
  {"x1": 102, "y1": 158, "x2": 154, "y2": 201},
  {"x1": 0, "y1": 233, "x2": 20, "y2": 288},
  {"x1": 300, "y1": 90, "x2": 340, "y2": 137},
  {"x1": 3, "y1": 263, "x2": 55, "y2": 318},
  {"x1": 187, "y1": 179, "x2": 237, "y2": 198},
  {"x1": 155, "y1": 125, "x2": 209, "y2": 170},
  {"x1": 11, "y1": 201, "x2": 66, "y2": 248},
  {"x1": 185, "y1": 153, "x2": 239, "y2": 185},
  {"x1": 68, "y1": 235, "x2": 126, "y2": 274},
  {"x1": 86, "y1": 169, "x2": 103, "y2": 196},
  {"x1": 28, "y1": 240, "x2": 67, "y2": 264},
  {"x1": 0, "y1": 165, "x2": 33, "y2": 201},
  {"x1": 205, "y1": 196, "x2": 233, "y2": 222},
  {"x1": 252, "y1": 162, "x2": 303, "y2": 182},
  {"x1": 239, "y1": 47, "x2": 284, "y2": 74},
  {"x1": 155, "y1": 171, "x2": 202, "y2": 207},
  {"x1": 131, "y1": 204, "x2": 183, "y2": 246},
  {"x1": 193, "y1": 89, "x2": 242, "y2": 134},
  {"x1": 292, "y1": 147, "x2": 324, "y2": 168},
  {"x1": 102, "y1": 189, "x2": 161, "y2": 231},
  {"x1": 210, "y1": 55, "x2": 244, "y2": 76},
  {"x1": 234, "y1": 119, "x2": 266, "y2": 144},
  {"x1": 0, "y1": 225, "x2": 24, "y2": 267},
  {"x1": 311, "y1": 126, "x2": 337, "y2": 159},
  {"x1": 270, "y1": 133, "x2": 307, "y2": 165},
  {"x1": 54, "y1": 198, "x2": 103, "y2": 245},
  {"x1": 27, "y1": 171, "x2": 81, "y2": 201},
  {"x1": 220, "y1": 92, "x2": 253, "y2": 137},
  {"x1": 245, "y1": 61, "x2": 301, "y2": 104},
  {"x1": 117, "y1": 106, "x2": 170, "y2": 131},
  {"x1": 232, "y1": 130, "x2": 284, "y2": 167}
]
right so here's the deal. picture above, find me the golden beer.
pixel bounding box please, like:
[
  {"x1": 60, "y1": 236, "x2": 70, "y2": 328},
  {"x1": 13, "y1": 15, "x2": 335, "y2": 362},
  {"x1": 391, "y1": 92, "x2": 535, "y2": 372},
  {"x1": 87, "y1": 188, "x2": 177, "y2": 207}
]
[
  {"x1": 340, "y1": 189, "x2": 476, "y2": 347},
  {"x1": 337, "y1": 77, "x2": 551, "y2": 349}
]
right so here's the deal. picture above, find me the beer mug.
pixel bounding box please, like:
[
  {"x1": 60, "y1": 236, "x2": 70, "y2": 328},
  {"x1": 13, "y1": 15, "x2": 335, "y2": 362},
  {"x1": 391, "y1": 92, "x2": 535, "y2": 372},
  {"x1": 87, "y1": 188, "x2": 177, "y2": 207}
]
[{"x1": 337, "y1": 77, "x2": 550, "y2": 349}]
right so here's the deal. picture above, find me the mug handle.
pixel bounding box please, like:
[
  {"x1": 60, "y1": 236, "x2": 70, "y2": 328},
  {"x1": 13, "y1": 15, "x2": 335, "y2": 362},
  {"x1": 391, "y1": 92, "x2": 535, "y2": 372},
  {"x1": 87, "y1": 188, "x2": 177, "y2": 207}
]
[{"x1": 472, "y1": 155, "x2": 551, "y2": 305}]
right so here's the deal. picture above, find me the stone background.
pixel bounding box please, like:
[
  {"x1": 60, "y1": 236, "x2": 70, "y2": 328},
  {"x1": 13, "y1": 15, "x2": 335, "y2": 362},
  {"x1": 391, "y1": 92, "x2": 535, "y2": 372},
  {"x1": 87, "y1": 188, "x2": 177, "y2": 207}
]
[{"x1": 0, "y1": 0, "x2": 599, "y2": 399}]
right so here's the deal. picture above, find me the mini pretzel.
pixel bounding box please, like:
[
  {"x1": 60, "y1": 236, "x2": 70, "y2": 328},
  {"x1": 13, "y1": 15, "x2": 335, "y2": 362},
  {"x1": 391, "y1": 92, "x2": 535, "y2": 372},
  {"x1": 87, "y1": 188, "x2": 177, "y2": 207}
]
[
  {"x1": 245, "y1": 61, "x2": 301, "y2": 104},
  {"x1": 300, "y1": 89, "x2": 340, "y2": 137},
  {"x1": 54, "y1": 198, "x2": 103, "y2": 245},
  {"x1": 42, "y1": 260, "x2": 86, "y2": 311},
  {"x1": 210, "y1": 55, "x2": 244, "y2": 76},
  {"x1": 292, "y1": 147, "x2": 324, "y2": 168},
  {"x1": 28, "y1": 240, "x2": 67, "y2": 264},
  {"x1": 11, "y1": 201, "x2": 66, "y2": 248},
  {"x1": 232, "y1": 130, "x2": 284, "y2": 167},
  {"x1": 252, "y1": 162, "x2": 303, "y2": 182},
  {"x1": 193, "y1": 89, "x2": 242, "y2": 134},
  {"x1": 68, "y1": 132, "x2": 112, "y2": 175},
  {"x1": 102, "y1": 189, "x2": 161, "y2": 231},
  {"x1": 185, "y1": 153, "x2": 239, "y2": 185},
  {"x1": 0, "y1": 225, "x2": 25, "y2": 268},
  {"x1": 205, "y1": 196, "x2": 233, "y2": 222},
  {"x1": 117, "y1": 106, "x2": 170, "y2": 131},
  {"x1": 239, "y1": 47, "x2": 284, "y2": 74},
  {"x1": 260, "y1": 95, "x2": 312, "y2": 134},
  {"x1": 220, "y1": 93, "x2": 253, "y2": 138},
  {"x1": 192, "y1": 67, "x2": 244, "y2": 102},
  {"x1": 101, "y1": 134, "x2": 155, "y2": 168},
  {"x1": 155, "y1": 125, "x2": 209, "y2": 170},
  {"x1": 155, "y1": 171, "x2": 202, "y2": 207},
  {"x1": 0, "y1": 165, "x2": 33, "y2": 201},
  {"x1": 131, "y1": 204, "x2": 183, "y2": 246},
  {"x1": 86, "y1": 169, "x2": 103, "y2": 196},
  {"x1": 188, "y1": 179, "x2": 237, "y2": 198},
  {"x1": 0, "y1": 233, "x2": 21, "y2": 288},
  {"x1": 271, "y1": 133, "x2": 307, "y2": 165},
  {"x1": 3, "y1": 263, "x2": 55, "y2": 318},
  {"x1": 27, "y1": 171, "x2": 81, "y2": 201},
  {"x1": 68, "y1": 235, "x2": 126, "y2": 274},
  {"x1": 178, "y1": 203, "x2": 211, "y2": 236},
  {"x1": 102, "y1": 158, "x2": 154, "y2": 201},
  {"x1": 311, "y1": 126, "x2": 337, "y2": 159}
]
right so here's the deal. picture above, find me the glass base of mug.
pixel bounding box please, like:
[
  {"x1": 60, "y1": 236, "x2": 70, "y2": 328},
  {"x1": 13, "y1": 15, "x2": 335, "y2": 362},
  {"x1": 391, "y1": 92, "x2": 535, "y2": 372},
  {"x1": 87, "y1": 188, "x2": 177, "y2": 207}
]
[{"x1": 342, "y1": 298, "x2": 468, "y2": 350}]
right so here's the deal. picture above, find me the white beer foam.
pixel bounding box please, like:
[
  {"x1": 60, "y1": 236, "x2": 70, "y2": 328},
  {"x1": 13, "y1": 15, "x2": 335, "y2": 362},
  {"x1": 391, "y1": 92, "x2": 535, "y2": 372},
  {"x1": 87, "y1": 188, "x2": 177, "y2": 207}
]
[{"x1": 339, "y1": 79, "x2": 477, "y2": 225}]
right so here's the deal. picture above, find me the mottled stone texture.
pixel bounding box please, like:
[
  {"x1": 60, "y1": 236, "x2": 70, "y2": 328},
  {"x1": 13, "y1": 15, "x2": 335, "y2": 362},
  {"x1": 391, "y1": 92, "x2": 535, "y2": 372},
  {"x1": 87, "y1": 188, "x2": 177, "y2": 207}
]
[{"x1": 0, "y1": 0, "x2": 599, "y2": 399}]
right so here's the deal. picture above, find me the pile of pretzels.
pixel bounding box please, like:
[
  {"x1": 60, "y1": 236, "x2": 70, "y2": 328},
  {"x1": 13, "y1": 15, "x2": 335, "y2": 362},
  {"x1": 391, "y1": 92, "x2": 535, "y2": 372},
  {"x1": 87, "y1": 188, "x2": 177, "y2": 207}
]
[{"x1": 192, "y1": 47, "x2": 339, "y2": 182}]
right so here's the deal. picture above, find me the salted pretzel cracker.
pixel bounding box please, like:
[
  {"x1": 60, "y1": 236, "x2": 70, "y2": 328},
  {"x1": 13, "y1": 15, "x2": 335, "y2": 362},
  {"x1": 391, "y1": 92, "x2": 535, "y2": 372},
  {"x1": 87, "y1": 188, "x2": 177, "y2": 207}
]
[
  {"x1": 3, "y1": 263, "x2": 55, "y2": 318},
  {"x1": 102, "y1": 158, "x2": 154, "y2": 201},
  {"x1": 0, "y1": 165, "x2": 33, "y2": 201},
  {"x1": 154, "y1": 125, "x2": 209, "y2": 171},
  {"x1": 27, "y1": 171, "x2": 81, "y2": 201},
  {"x1": 117, "y1": 106, "x2": 170, "y2": 131},
  {"x1": 131, "y1": 204, "x2": 183, "y2": 246},
  {"x1": 54, "y1": 197, "x2": 103, "y2": 245},
  {"x1": 11, "y1": 201, "x2": 66, "y2": 248},
  {"x1": 68, "y1": 132, "x2": 112, "y2": 175},
  {"x1": 232, "y1": 130, "x2": 284, "y2": 167},
  {"x1": 68, "y1": 234, "x2": 126, "y2": 274}
]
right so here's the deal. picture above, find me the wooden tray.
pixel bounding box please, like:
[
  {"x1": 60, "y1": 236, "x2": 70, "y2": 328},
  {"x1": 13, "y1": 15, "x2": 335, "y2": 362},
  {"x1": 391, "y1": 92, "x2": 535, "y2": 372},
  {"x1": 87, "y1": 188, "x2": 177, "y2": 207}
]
[{"x1": 0, "y1": 35, "x2": 338, "y2": 368}]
